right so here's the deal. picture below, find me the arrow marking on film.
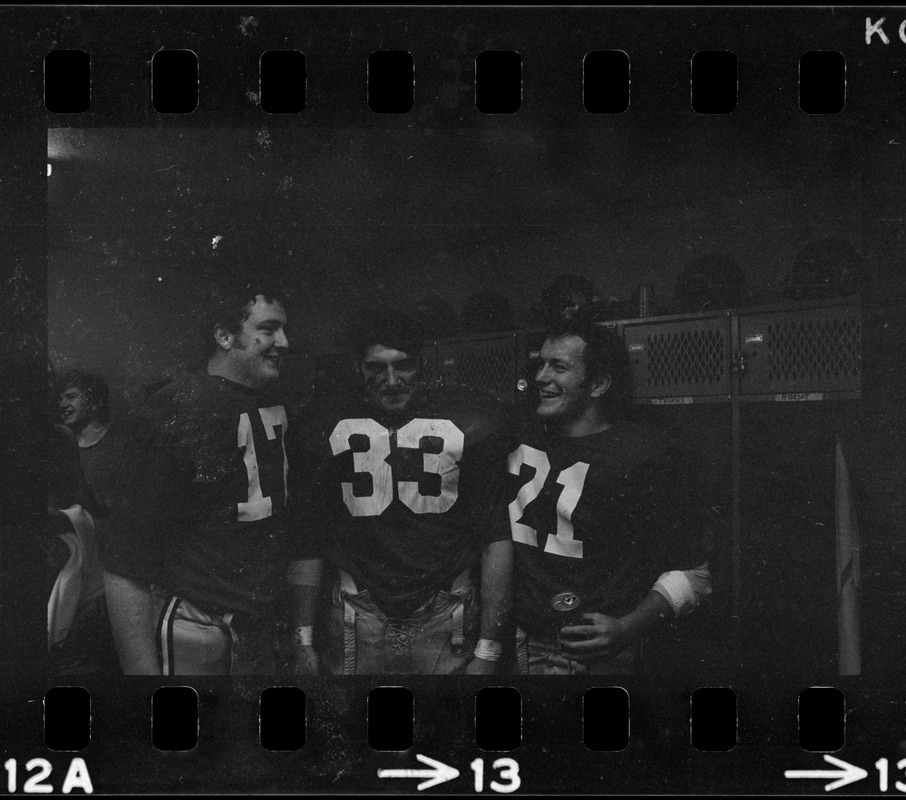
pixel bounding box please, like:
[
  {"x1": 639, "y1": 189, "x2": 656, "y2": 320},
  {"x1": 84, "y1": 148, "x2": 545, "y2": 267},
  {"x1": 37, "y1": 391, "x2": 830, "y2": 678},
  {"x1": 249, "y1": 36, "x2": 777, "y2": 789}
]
[
  {"x1": 378, "y1": 753, "x2": 460, "y2": 791},
  {"x1": 784, "y1": 754, "x2": 868, "y2": 792}
]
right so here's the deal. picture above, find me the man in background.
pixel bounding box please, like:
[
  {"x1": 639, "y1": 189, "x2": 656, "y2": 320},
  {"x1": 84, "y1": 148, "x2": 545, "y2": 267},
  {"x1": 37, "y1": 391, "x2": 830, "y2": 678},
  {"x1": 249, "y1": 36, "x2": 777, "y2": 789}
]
[
  {"x1": 47, "y1": 362, "x2": 111, "y2": 675},
  {"x1": 59, "y1": 369, "x2": 124, "y2": 548}
]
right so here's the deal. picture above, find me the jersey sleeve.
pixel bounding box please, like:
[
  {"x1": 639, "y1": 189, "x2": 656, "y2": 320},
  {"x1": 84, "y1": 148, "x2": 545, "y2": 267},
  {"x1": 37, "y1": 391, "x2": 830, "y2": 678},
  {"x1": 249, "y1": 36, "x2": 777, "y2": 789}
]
[
  {"x1": 48, "y1": 424, "x2": 99, "y2": 515},
  {"x1": 104, "y1": 405, "x2": 192, "y2": 585}
]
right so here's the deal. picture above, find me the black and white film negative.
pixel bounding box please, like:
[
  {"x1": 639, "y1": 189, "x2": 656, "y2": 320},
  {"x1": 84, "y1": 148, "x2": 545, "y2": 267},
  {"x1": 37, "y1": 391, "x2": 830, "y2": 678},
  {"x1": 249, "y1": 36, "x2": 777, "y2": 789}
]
[{"x1": 2, "y1": 5, "x2": 906, "y2": 796}]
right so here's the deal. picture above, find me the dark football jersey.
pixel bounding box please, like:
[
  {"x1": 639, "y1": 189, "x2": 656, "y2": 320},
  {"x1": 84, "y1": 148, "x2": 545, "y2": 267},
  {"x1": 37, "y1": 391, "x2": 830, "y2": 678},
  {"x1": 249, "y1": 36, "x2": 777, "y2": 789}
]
[
  {"x1": 106, "y1": 371, "x2": 294, "y2": 617},
  {"x1": 48, "y1": 424, "x2": 98, "y2": 515},
  {"x1": 505, "y1": 419, "x2": 710, "y2": 636},
  {"x1": 295, "y1": 385, "x2": 510, "y2": 610}
]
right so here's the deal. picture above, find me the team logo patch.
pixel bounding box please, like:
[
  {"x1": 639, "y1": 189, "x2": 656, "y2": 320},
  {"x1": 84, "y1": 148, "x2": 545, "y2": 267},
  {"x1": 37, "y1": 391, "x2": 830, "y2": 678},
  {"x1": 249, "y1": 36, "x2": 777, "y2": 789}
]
[{"x1": 550, "y1": 592, "x2": 582, "y2": 612}]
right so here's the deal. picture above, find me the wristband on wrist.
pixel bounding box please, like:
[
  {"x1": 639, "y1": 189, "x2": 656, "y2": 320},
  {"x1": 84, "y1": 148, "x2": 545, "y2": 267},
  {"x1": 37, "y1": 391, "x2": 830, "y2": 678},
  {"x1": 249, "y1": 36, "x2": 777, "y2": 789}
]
[
  {"x1": 652, "y1": 565, "x2": 712, "y2": 617},
  {"x1": 293, "y1": 625, "x2": 314, "y2": 647},
  {"x1": 473, "y1": 638, "x2": 503, "y2": 662}
]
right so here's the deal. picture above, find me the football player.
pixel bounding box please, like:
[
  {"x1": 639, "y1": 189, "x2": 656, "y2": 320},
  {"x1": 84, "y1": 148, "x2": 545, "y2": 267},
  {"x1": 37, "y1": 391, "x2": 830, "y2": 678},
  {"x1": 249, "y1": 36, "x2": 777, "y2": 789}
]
[
  {"x1": 289, "y1": 307, "x2": 512, "y2": 676},
  {"x1": 506, "y1": 319, "x2": 712, "y2": 675},
  {"x1": 104, "y1": 277, "x2": 294, "y2": 675}
]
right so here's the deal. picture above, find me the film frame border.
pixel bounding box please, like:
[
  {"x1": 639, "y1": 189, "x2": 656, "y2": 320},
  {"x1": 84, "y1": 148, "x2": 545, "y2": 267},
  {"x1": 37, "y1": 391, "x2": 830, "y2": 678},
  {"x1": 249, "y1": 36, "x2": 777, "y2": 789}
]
[{"x1": 4, "y1": 5, "x2": 906, "y2": 795}]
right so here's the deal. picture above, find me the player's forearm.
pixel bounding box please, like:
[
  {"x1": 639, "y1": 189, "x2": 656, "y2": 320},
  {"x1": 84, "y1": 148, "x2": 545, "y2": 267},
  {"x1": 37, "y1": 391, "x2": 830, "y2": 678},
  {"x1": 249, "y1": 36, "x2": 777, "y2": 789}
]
[
  {"x1": 286, "y1": 559, "x2": 322, "y2": 674},
  {"x1": 287, "y1": 558, "x2": 323, "y2": 629},
  {"x1": 103, "y1": 571, "x2": 161, "y2": 675},
  {"x1": 617, "y1": 590, "x2": 674, "y2": 645},
  {"x1": 478, "y1": 540, "x2": 513, "y2": 642}
]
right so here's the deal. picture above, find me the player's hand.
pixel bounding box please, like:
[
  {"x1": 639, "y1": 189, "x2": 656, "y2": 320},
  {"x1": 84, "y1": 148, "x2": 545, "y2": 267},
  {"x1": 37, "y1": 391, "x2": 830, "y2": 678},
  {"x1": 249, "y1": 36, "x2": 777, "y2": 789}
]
[
  {"x1": 464, "y1": 657, "x2": 498, "y2": 675},
  {"x1": 293, "y1": 645, "x2": 320, "y2": 676},
  {"x1": 558, "y1": 612, "x2": 629, "y2": 665}
]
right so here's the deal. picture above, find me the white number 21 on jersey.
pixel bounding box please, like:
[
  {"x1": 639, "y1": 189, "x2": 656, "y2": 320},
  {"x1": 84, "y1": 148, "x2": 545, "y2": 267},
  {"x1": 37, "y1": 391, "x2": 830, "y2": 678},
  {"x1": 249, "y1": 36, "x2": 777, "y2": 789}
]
[
  {"x1": 329, "y1": 418, "x2": 465, "y2": 516},
  {"x1": 507, "y1": 444, "x2": 589, "y2": 559}
]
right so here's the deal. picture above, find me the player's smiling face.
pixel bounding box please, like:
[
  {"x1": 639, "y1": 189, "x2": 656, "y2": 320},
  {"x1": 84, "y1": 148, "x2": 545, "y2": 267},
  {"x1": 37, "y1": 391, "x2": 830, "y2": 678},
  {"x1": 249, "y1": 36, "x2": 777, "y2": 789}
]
[
  {"x1": 360, "y1": 344, "x2": 419, "y2": 415},
  {"x1": 535, "y1": 335, "x2": 598, "y2": 426},
  {"x1": 225, "y1": 295, "x2": 289, "y2": 389},
  {"x1": 59, "y1": 387, "x2": 89, "y2": 428}
]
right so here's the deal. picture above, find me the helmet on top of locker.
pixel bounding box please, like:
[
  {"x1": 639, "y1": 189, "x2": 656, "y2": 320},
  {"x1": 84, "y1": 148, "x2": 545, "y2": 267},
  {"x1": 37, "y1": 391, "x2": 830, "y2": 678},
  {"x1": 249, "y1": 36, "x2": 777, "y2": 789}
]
[{"x1": 413, "y1": 294, "x2": 460, "y2": 340}]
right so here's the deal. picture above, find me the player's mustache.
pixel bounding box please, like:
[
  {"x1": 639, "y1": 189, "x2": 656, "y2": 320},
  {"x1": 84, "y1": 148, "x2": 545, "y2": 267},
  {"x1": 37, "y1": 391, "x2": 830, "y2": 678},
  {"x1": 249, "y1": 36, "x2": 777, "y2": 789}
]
[{"x1": 379, "y1": 380, "x2": 428, "y2": 394}]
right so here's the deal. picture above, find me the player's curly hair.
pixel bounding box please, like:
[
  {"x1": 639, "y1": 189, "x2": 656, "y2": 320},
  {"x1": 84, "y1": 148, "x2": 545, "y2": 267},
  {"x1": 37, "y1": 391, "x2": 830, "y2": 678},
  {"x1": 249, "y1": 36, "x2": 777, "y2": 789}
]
[
  {"x1": 193, "y1": 230, "x2": 290, "y2": 355},
  {"x1": 344, "y1": 306, "x2": 425, "y2": 360},
  {"x1": 61, "y1": 368, "x2": 110, "y2": 424},
  {"x1": 543, "y1": 318, "x2": 632, "y2": 415},
  {"x1": 198, "y1": 274, "x2": 287, "y2": 355},
  {"x1": 539, "y1": 274, "x2": 602, "y2": 323}
]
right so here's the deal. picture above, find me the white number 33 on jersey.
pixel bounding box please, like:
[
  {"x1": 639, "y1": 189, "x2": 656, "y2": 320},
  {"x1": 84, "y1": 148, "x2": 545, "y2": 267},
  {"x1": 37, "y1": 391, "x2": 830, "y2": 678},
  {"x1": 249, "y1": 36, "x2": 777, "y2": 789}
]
[{"x1": 329, "y1": 418, "x2": 465, "y2": 516}]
